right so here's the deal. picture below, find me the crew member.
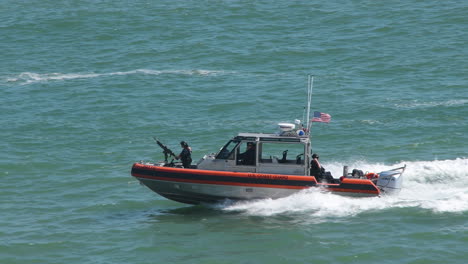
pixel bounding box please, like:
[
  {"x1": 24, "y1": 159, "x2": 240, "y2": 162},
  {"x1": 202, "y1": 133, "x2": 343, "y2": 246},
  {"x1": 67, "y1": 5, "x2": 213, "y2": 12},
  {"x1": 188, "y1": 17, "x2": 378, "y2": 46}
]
[
  {"x1": 238, "y1": 142, "x2": 256, "y2": 165},
  {"x1": 176, "y1": 141, "x2": 192, "y2": 168},
  {"x1": 310, "y1": 153, "x2": 325, "y2": 181}
]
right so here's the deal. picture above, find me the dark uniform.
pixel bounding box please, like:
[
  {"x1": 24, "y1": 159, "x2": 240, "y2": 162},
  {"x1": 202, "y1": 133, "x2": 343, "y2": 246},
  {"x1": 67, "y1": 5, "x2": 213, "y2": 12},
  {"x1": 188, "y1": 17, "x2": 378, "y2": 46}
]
[
  {"x1": 178, "y1": 141, "x2": 192, "y2": 168},
  {"x1": 239, "y1": 142, "x2": 256, "y2": 165},
  {"x1": 310, "y1": 153, "x2": 325, "y2": 181},
  {"x1": 179, "y1": 148, "x2": 192, "y2": 168}
]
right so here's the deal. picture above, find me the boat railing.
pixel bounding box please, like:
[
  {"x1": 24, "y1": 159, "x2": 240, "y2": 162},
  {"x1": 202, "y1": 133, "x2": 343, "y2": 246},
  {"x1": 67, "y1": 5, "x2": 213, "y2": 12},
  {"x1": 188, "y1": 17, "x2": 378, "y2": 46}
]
[
  {"x1": 386, "y1": 165, "x2": 406, "y2": 175},
  {"x1": 379, "y1": 165, "x2": 406, "y2": 177}
]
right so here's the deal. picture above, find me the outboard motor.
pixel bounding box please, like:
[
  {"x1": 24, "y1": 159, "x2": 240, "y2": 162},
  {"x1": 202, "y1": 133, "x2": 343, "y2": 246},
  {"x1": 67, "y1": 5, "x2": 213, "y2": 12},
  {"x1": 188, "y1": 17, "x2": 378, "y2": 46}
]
[{"x1": 376, "y1": 166, "x2": 406, "y2": 194}]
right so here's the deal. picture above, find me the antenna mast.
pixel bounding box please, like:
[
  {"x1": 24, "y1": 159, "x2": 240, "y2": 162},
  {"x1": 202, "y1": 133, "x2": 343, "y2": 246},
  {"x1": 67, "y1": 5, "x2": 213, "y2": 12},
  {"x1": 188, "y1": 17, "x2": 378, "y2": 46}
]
[{"x1": 305, "y1": 75, "x2": 314, "y2": 135}]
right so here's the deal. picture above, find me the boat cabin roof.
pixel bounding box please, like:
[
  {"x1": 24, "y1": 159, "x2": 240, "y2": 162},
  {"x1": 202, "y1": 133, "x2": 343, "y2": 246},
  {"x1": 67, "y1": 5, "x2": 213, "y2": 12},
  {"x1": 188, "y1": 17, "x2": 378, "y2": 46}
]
[{"x1": 234, "y1": 132, "x2": 310, "y2": 144}]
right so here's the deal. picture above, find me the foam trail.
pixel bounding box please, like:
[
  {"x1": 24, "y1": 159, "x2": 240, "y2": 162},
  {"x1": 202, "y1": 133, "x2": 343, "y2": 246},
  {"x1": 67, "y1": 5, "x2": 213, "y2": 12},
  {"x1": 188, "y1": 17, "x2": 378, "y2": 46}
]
[
  {"x1": 394, "y1": 99, "x2": 468, "y2": 109},
  {"x1": 396, "y1": 158, "x2": 468, "y2": 213},
  {"x1": 5, "y1": 69, "x2": 231, "y2": 85},
  {"x1": 222, "y1": 158, "x2": 468, "y2": 218}
]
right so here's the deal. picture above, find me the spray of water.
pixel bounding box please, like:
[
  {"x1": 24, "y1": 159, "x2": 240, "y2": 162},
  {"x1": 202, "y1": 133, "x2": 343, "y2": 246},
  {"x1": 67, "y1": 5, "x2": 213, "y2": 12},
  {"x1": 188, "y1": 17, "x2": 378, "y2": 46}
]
[{"x1": 222, "y1": 158, "x2": 468, "y2": 217}]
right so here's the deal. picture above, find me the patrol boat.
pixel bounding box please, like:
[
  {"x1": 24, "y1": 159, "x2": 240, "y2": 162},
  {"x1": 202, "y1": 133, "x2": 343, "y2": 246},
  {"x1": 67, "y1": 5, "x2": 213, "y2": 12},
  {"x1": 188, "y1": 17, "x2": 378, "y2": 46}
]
[
  {"x1": 131, "y1": 127, "x2": 405, "y2": 205},
  {"x1": 130, "y1": 77, "x2": 405, "y2": 205}
]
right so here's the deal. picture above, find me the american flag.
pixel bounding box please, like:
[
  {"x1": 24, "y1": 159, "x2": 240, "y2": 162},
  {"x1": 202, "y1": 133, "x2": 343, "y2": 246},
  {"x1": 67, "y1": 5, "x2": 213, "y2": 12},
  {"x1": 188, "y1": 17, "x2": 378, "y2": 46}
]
[{"x1": 311, "y1": 111, "x2": 331, "y2": 123}]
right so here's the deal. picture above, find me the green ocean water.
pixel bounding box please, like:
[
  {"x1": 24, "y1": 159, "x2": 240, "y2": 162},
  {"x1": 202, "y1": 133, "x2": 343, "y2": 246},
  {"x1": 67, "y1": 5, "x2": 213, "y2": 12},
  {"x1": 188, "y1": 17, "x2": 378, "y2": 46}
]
[{"x1": 1, "y1": 1, "x2": 467, "y2": 263}]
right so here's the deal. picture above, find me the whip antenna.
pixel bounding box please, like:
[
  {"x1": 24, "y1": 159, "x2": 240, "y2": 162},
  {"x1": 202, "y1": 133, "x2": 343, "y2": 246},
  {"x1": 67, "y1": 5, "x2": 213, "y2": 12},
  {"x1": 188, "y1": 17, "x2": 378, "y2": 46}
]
[{"x1": 305, "y1": 75, "x2": 314, "y2": 135}]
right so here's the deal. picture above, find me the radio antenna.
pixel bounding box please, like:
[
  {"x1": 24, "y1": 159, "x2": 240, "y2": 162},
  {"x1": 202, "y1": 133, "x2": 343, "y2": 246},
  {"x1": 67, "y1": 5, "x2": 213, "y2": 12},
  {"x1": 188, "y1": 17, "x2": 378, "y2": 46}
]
[{"x1": 305, "y1": 75, "x2": 314, "y2": 135}]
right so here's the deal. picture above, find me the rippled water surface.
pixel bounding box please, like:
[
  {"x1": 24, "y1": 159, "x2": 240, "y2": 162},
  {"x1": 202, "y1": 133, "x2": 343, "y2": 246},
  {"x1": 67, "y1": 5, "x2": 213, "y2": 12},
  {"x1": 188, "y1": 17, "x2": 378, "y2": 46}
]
[{"x1": 1, "y1": 1, "x2": 467, "y2": 263}]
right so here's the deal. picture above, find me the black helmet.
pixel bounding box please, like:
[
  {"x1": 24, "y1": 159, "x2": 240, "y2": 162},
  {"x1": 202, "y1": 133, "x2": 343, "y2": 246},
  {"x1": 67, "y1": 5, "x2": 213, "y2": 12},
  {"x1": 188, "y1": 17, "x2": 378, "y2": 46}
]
[
  {"x1": 312, "y1": 153, "x2": 319, "y2": 159},
  {"x1": 180, "y1": 141, "x2": 188, "y2": 147}
]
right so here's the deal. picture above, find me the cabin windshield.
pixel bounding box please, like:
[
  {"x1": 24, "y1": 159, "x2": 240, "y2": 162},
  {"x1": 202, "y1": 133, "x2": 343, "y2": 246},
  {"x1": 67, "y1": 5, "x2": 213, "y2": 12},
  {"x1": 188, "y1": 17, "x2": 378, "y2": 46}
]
[{"x1": 215, "y1": 140, "x2": 240, "y2": 160}]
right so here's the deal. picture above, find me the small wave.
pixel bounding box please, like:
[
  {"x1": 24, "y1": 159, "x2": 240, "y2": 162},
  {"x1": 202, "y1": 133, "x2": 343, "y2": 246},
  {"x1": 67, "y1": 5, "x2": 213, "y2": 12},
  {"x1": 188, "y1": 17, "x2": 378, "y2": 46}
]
[
  {"x1": 6, "y1": 69, "x2": 232, "y2": 85},
  {"x1": 358, "y1": 119, "x2": 382, "y2": 125},
  {"x1": 394, "y1": 99, "x2": 468, "y2": 109},
  {"x1": 7, "y1": 72, "x2": 101, "y2": 84},
  {"x1": 221, "y1": 158, "x2": 468, "y2": 218}
]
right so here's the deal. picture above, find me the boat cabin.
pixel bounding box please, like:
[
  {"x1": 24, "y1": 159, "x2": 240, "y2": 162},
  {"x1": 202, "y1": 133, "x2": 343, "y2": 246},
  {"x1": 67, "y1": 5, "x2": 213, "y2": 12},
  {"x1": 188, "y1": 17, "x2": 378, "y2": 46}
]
[{"x1": 197, "y1": 132, "x2": 311, "y2": 176}]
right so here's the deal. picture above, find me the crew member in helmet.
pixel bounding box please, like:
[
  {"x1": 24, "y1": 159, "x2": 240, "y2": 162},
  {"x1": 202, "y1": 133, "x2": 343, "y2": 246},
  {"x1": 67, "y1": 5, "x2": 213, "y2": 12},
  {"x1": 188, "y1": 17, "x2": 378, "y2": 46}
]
[
  {"x1": 310, "y1": 153, "x2": 325, "y2": 181},
  {"x1": 176, "y1": 141, "x2": 192, "y2": 168}
]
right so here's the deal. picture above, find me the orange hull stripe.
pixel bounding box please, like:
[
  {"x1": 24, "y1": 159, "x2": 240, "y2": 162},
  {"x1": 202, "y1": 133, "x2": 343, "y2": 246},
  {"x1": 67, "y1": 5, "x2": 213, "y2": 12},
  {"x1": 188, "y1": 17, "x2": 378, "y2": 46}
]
[
  {"x1": 133, "y1": 173, "x2": 310, "y2": 190},
  {"x1": 132, "y1": 163, "x2": 316, "y2": 182}
]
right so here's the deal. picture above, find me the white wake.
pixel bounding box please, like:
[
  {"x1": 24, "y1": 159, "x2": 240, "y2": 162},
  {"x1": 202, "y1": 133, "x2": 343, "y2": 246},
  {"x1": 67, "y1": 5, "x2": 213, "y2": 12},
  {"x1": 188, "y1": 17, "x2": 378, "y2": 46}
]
[
  {"x1": 5, "y1": 69, "x2": 231, "y2": 85},
  {"x1": 221, "y1": 158, "x2": 468, "y2": 217}
]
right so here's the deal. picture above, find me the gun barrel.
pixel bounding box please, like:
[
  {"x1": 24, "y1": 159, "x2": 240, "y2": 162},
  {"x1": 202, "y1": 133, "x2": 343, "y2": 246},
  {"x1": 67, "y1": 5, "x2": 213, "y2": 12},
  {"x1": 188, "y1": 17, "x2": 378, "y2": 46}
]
[{"x1": 153, "y1": 137, "x2": 176, "y2": 157}]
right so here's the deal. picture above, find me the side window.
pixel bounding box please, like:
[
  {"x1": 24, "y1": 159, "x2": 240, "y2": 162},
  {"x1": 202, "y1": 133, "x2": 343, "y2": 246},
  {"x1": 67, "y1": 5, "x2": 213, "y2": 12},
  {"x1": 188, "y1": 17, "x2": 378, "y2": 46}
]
[
  {"x1": 215, "y1": 140, "x2": 239, "y2": 160},
  {"x1": 260, "y1": 143, "x2": 305, "y2": 164}
]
